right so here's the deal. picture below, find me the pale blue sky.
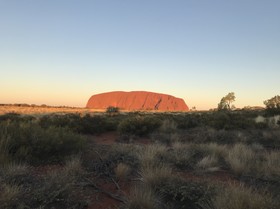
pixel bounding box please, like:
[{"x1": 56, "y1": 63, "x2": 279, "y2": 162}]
[{"x1": 0, "y1": 0, "x2": 279, "y2": 109}]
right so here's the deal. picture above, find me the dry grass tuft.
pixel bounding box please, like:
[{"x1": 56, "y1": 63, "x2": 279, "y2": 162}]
[
  {"x1": 263, "y1": 151, "x2": 280, "y2": 177},
  {"x1": 213, "y1": 184, "x2": 275, "y2": 209},
  {"x1": 64, "y1": 155, "x2": 84, "y2": 176},
  {"x1": 226, "y1": 143, "x2": 256, "y2": 175},
  {"x1": 158, "y1": 119, "x2": 178, "y2": 134},
  {"x1": 138, "y1": 144, "x2": 167, "y2": 168},
  {"x1": 140, "y1": 164, "x2": 173, "y2": 188},
  {"x1": 202, "y1": 143, "x2": 227, "y2": 158},
  {"x1": 0, "y1": 183, "x2": 22, "y2": 207},
  {"x1": 114, "y1": 163, "x2": 131, "y2": 180},
  {"x1": 196, "y1": 155, "x2": 220, "y2": 171},
  {"x1": 126, "y1": 184, "x2": 160, "y2": 209},
  {"x1": 1, "y1": 163, "x2": 29, "y2": 177}
]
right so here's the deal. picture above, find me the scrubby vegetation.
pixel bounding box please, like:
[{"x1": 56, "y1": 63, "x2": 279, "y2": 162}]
[{"x1": 0, "y1": 109, "x2": 279, "y2": 208}]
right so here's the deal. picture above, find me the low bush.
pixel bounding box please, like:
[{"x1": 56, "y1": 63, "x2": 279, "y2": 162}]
[
  {"x1": 0, "y1": 113, "x2": 35, "y2": 123},
  {"x1": 176, "y1": 114, "x2": 202, "y2": 129},
  {"x1": 106, "y1": 106, "x2": 120, "y2": 115},
  {"x1": 39, "y1": 113, "x2": 120, "y2": 134},
  {"x1": 126, "y1": 184, "x2": 160, "y2": 209},
  {"x1": 226, "y1": 143, "x2": 260, "y2": 176},
  {"x1": 87, "y1": 144, "x2": 140, "y2": 177},
  {"x1": 0, "y1": 161, "x2": 89, "y2": 209},
  {"x1": 212, "y1": 184, "x2": 276, "y2": 209},
  {"x1": 118, "y1": 116, "x2": 162, "y2": 137},
  {"x1": 77, "y1": 114, "x2": 118, "y2": 134},
  {"x1": 155, "y1": 177, "x2": 213, "y2": 209},
  {"x1": 140, "y1": 163, "x2": 173, "y2": 189},
  {"x1": 0, "y1": 121, "x2": 85, "y2": 164},
  {"x1": 137, "y1": 144, "x2": 167, "y2": 169},
  {"x1": 161, "y1": 143, "x2": 204, "y2": 170},
  {"x1": 114, "y1": 163, "x2": 131, "y2": 180},
  {"x1": 39, "y1": 113, "x2": 80, "y2": 129},
  {"x1": 207, "y1": 112, "x2": 256, "y2": 130}
]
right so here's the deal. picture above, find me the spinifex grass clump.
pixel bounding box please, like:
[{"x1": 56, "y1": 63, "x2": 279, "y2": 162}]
[
  {"x1": 154, "y1": 177, "x2": 213, "y2": 209},
  {"x1": 0, "y1": 161, "x2": 88, "y2": 209},
  {"x1": 212, "y1": 184, "x2": 276, "y2": 209}
]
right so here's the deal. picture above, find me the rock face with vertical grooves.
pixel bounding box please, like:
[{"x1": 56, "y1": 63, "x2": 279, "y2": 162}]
[{"x1": 86, "y1": 91, "x2": 189, "y2": 111}]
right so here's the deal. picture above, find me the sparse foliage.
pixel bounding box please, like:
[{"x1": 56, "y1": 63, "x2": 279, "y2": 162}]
[
  {"x1": 106, "y1": 106, "x2": 120, "y2": 115},
  {"x1": 264, "y1": 95, "x2": 280, "y2": 109},
  {"x1": 218, "y1": 92, "x2": 236, "y2": 111},
  {"x1": 264, "y1": 95, "x2": 280, "y2": 115}
]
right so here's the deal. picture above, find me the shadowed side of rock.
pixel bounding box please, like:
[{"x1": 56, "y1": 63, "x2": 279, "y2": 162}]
[{"x1": 86, "y1": 91, "x2": 189, "y2": 111}]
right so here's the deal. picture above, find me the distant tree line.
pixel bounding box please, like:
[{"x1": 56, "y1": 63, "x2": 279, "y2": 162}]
[
  {"x1": 0, "y1": 103, "x2": 79, "y2": 109},
  {"x1": 217, "y1": 92, "x2": 280, "y2": 115}
]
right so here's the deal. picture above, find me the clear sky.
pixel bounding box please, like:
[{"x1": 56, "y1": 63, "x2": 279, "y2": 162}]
[{"x1": 0, "y1": 0, "x2": 279, "y2": 110}]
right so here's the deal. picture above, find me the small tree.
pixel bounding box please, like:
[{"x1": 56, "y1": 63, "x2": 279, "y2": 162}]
[
  {"x1": 264, "y1": 95, "x2": 280, "y2": 115},
  {"x1": 218, "y1": 92, "x2": 235, "y2": 111},
  {"x1": 264, "y1": 95, "x2": 280, "y2": 109},
  {"x1": 106, "y1": 106, "x2": 120, "y2": 115}
]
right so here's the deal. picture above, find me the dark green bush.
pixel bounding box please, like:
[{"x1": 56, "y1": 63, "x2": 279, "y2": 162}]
[
  {"x1": 0, "y1": 113, "x2": 35, "y2": 123},
  {"x1": 0, "y1": 165, "x2": 88, "y2": 209},
  {"x1": 0, "y1": 121, "x2": 85, "y2": 164},
  {"x1": 78, "y1": 114, "x2": 117, "y2": 134},
  {"x1": 155, "y1": 178, "x2": 213, "y2": 209},
  {"x1": 159, "y1": 145, "x2": 204, "y2": 170},
  {"x1": 176, "y1": 114, "x2": 202, "y2": 129},
  {"x1": 39, "y1": 114, "x2": 80, "y2": 130},
  {"x1": 206, "y1": 112, "x2": 256, "y2": 130},
  {"x1": 264, "y1": 108, "x2": 280, "y2": 116},
  {"x1": 118, "y1": 116, "x2": 162, "y2": 137},
  {"x1": 106, "y1": 106, "x2": 120, "y2": 115},
  {"x1": 39, "y1": 114, "x2": 120, "y2": 134}
]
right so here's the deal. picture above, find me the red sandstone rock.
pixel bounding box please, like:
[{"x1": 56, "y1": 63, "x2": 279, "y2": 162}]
[{"x1": 86, "y1": 91, "x2": 189, "y2": 111}]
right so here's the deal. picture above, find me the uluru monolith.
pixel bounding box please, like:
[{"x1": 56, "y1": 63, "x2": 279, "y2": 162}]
[{"x1": 86, "y1": 91, "x2": 189, "y2": 111}]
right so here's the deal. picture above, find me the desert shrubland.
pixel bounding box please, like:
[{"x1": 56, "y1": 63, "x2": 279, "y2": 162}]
[{"x1": 0, "y1": 110, "x2": 279, "y2": 209}]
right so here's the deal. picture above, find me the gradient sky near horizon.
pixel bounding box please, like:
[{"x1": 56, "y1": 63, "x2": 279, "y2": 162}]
[{"x1": 0, "y1": 0, "x2": 279, "y2": 110}]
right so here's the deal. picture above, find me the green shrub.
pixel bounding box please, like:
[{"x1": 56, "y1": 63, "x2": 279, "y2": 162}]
[
  {"x1": 140, "y1": 164, "x2": 173, "y2": 189},
  {"x1": 205, "y1": 112, "x2": 256, "y2": 130},
  {"x1": 212, "y1": 184, "x2": 276, "y2": 209},
  {"x1": 118, "y1": 116, "x2": 162, "y2": 137},
  {"x1": 0, "y1": 121, "x2": 85, "y2": 164},
  {"x1": 78, "y1": 114, "x2": 119, "y2": 134},
  {"x1": 39, "y1": 114, "x2": 119, "y2": 134},
  {"x1": 0, "y1": 113, "x2": 21, "y2": 122},
  {"x1": 176, "y1": 114, "x2": 202, "y2": 129},
  {"x1": 160, "y1": 143, "x2": 204, "y2": 170},
  {"x1": 0, "y1": 161, "x2": 88, "y2": 209},
  {"x1": 155, "y1": 178, "x2": 213, "y2": 209},
  {"x1": 0, "y1": 113, "x2": 35, "y2": 123},
  {"x1": 85, "y1": 144, "x2": 141, "y2": 177},
  {"x1": 39, "y1": 114, "x2": 80, "y2": 130},
  {"x1": 106, "y1": 106, "x2": 120, "y2": 115},
  {"x1": 126, "y1": 184, "x2": 160, "y2": 209}
]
